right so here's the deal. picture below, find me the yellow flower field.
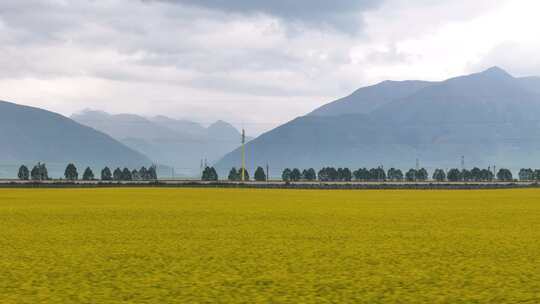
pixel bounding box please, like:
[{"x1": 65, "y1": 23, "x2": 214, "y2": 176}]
[{"x1": 1, "y1": 188, "x2": 540, "y2": 303}]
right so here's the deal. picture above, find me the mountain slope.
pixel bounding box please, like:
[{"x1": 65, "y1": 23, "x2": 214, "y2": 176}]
[
  {"x1": 0, "y1": 100, "x2": 151, "y2": 177},
  {"x1": 150, "y1": 115, "x2": 207, "y2": 137},
  {"x1": 71, "y1": 111, "x2": 187, "y2": 141},
  {"x1": 216, "y1": 67, "x2": 540, "y2": 174},
  {"x1": 518, "y1": 76, "x2": 540, "y2": 95},
  {"x1": 309, "y1": 80, "x2": 434, "y2": 116},
  {"x1": 72, "y1": 111, "x2": 243, "y2": 176},
  {"x1": 372, "y1": 67, "x2": 540, "y2": 124}
]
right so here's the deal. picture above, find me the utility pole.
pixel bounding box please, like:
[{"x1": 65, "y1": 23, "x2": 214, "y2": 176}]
[
  {"x1": 415, "y1": 158, "x2": 419, "y2": 182},
  {"x1": 241, "y1": 129, "x2": 246, "y2": 182},
  {"x1": 461, "y1": 156, "x2": 465, "y2": 171},
  {"x1": 200, "y1": 159, "x2": 203, "y2": 180},
  {"x1": 266, "y1": 163, "x2": 269, "y2": 182}
]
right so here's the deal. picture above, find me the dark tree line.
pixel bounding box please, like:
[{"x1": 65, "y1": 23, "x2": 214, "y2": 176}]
[
  {"x1": 15, "y1": 163, "x2": 533, "y2": 183},
  {"x1": 104, "y1": 166, "x2": 157, "y2": 181},
  {"x1": 254, "y1": 167, "x2": 267, "y2": 181},
  {"x1": 281, "y1": 168, "x2": 316, "y2": 182},
  {"x1": 18, "y1": 163, "x2": 157, "y2": 181},
  {"x1": 518, "y1": 168, "x2": 540, "y2": 181},
  {"x1": 443, "y1": 168, "x2": 496, "y2": 182},
  {"x1": 280, "y1": 166, "x2": 520, "y2": 182},
  {"x1": 318, "y1": 167, "x2": 351, "y2": 181},
  {"x1": 202, "y1": 166, "x2": 218, "y2": 181},
  {"x1": 18, "y1": 163, "x2": 49, "y2": 181},
  {"x1": 228, "y1": 167, "x2": 250, "y2": 181}
]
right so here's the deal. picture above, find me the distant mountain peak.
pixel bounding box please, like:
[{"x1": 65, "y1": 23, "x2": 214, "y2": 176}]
[
  {"x1": 75, "y1": 109, "x2": 109, "y2": 116},
  {"x1": 479, "y1": 66, "x2": 513, "y2": 78},
  {"x1": 209, "y1": 120, "x2": 231, "y2": 127}
]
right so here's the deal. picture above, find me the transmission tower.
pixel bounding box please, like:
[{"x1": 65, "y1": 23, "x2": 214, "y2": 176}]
[
  {"x1": 415, "y1": 158, "x2": 419, "y2": 182},
  {"x1": 241, "y1": 129, "x2": 246, "y2": 182},
  {"x1": 200, "y1": 159, "x2": 203, "y2": 179}
]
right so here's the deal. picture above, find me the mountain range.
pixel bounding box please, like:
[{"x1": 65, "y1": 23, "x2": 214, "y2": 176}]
[
  {"x1": 0, "y1": 100, "x2": 151, "y2": 178},
  {"x1": 71, "y1": 111, "x2": 245, "y2": 176},
  {"x1": 3, "y1": 66, "x2": 540, "y2": 179},
  {"x1": 216, "y1": 67, "x2": 540, "y2": 175}
]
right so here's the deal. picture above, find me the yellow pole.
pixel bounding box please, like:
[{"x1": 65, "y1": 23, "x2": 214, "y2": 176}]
[{"x1": 241, "y1": 129, "x2": 246, "y2": 182}]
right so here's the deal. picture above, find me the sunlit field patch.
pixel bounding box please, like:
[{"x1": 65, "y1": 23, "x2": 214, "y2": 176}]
[{"x1": 1, "y1": 188, "x2": 540, "y2": 303}]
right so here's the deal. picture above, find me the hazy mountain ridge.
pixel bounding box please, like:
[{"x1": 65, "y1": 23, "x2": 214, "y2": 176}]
[
  {"x1": 0, "y1": 100, "x2": 151, "y2": 178},
  {"x1": 309, "y1": 80, "x2": 435, "y2": 117},
  {"x1": 72, "y1": 111, "x2": 245, "y2": 176},
  {"x1": 216, "y1": 67, "x2": 540, "y2": 174}
]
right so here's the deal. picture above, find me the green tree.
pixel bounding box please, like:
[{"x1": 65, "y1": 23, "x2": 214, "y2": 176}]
[
  {"x1": 432, "y1": 169, "x2": 446, "y2": 182},
  {"x1": 254, "y1": 167, "x2": 267, "y2": 181},
  {"x1": 122, "y1": 168, "x2": 132, "y2": 181},
  {"x1": 64, "y1": 163, "x2": 78, "y2": 180},
  {"x1": 405, "y1": 169, "x2": 417, "y2": 182},
  {"x1": 139, "y1": 167, "x2": 148, "y2": 180},
  {"x1": 31, "y1": 165, "x2": 40, "y2": 180},
  {"x1": 497, "y1": 169, "x2": 513, "y2": 182},
  {"x1": 101, "y1": 167, "x2": 112, "y2": 181},
  {"x1": 82, "y1": 167, "x2": 94, "y2": 181},
  {"x1": 471, "y1": 167, "x2": 482, "y2": 181},
  {"x1": 302, "y1": 168, "x2": 317, "y2": 181},
  {"x1": 18, "y1": 165, "x2": 29, "y2": 180},
  {"x1": 318, "y1": 167, "x2": 338, "y2": 181},
  {"x1": 461, "y1": 169, "x2": 472, "y2": 182},
  {"x1": 353, "y1": 168, "x2": 370, "y2": 181},
  {"x1": 369, "y1": 167, "x2": 386, "y2": 181},
  {"x1": 338, "y1": 168, "x2": 352, "y2": 181},
  {"x1": 31, "y1": 163, "x2": 49, "y2": 180},
  {"x1": 417, "y1": 168, "x2": 428, "y2": 181},
  {"x1": 147, "y1": 165, "x2": 158, "y2": 180},
  {"x1": 237, "y1": 168, "x2": 249, "y2": 181},
  {"x1": 290, "y1": 168, "x2": 302, "y2": 181},
  {"x1": 228, "y1": 167, "x2": 239, "y2": 181},
  {"x1": 447, "y1": 169, "x2": 461, "y2": 182},
  {"x1": 480, "y1": 169, "x2": 494, "y2": 182},
  {"x1": 387, "y1": 168, "x2": 403, "y2": 181},
  {"x1": 282, "y1": 168, "x2": 292, "y2": 182},
  {"x1": 131, "y1": 169, "x2": 140, "y2": 181},
  {"x1": 113, "y1": 168, "x2": 123, "y2": 181},
  {"x1": 534, "y1": 169, "x2": 540, "y2": 181},
  {"x1": 519, "y1": 168, "x2": 534, "y2": 181},
  {"x1": 202, "y1": 166, "x2": 218, "y2": 181}
]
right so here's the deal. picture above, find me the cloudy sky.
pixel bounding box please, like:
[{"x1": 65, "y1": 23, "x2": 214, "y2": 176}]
[{"x1": 1, "y1": 0, "x2": 539, "y2": 135}]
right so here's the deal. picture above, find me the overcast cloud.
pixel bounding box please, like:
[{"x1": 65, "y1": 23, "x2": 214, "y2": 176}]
[{"x1": 0, "y1": 0, "x2": 537, "y2": 135}]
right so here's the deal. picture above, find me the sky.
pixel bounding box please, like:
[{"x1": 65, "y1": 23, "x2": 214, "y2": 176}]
[{"x1": 1, "y1": 0, "x2": 539, "y2": 135}]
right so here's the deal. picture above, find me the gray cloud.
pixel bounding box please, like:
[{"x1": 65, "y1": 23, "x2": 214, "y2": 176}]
[
  {"x1": 470, "y1": 42, "x2": 540, "y2": 78},
  {"x1": 153, "y1": 0, "x2": 384, "y2": 32},
  {"x1": 0, "y1": 0, "x2": 527, "y2": 135}
]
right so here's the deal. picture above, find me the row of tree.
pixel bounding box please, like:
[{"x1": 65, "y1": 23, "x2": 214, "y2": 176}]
[
  {"x1": 202, "y1": 166, "x2": 268, "y2": 182},
  {"x1": 281, "y1": 167, "x2": 517, "y2": 182},
  {"x1": 17, "y1": 163, "x2": 49, "y2": 180},
  {"x1": 517, "y1": 168, "x2": 540, "y2": 181},
  {"x1": 16, "y1": 163, "x2": 537, "y2": 182},
  {"x1": 214, "y1": 166, "x2": 536, "y2": 182},
  {"x1": 17, "y1": 163, "x2": 157, "y2": 181},
  {"x1": 227, "y1": 167, "x2": 263, "y2": 181}
]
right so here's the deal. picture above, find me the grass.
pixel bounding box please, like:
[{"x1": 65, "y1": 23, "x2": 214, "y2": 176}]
[{"x1": 1, "y1": 188, "x2": 540, "y2": 303}]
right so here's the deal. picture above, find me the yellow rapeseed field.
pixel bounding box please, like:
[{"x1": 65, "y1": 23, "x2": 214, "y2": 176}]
[{"x1": 1, "y1": 188, "x2": 540, "y2": 303}]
